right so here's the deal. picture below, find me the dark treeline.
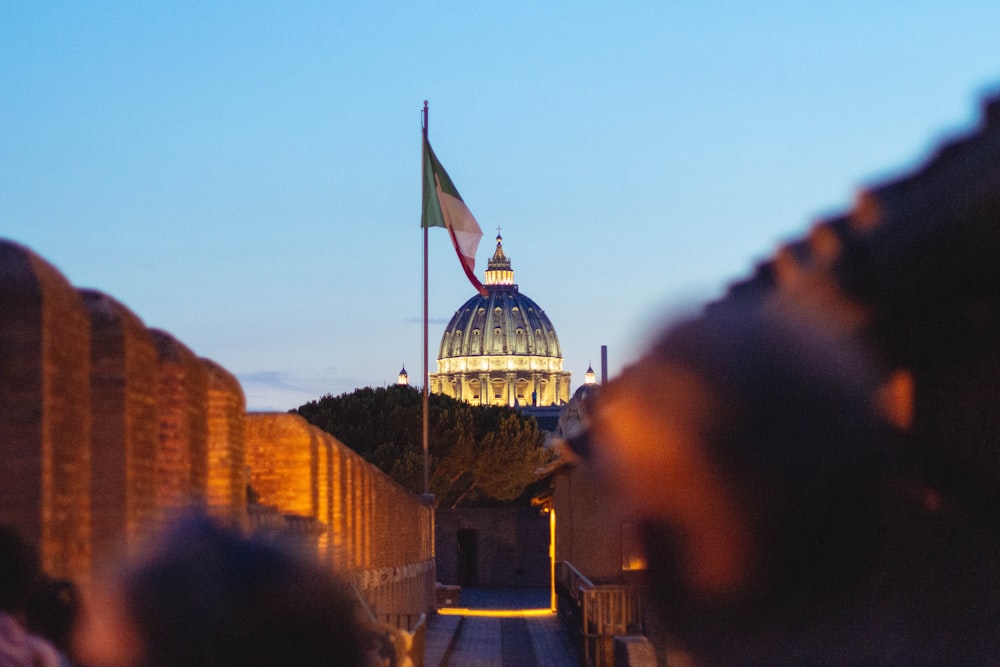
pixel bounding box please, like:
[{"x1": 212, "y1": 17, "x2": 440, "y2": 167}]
[{"x1": 293, "y1": 386, "x2": 552, "y2": 508}]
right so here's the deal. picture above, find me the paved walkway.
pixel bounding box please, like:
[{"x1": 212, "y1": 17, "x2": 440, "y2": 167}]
[{"x1": 424, "y1": 588, "x2": 579, "y2": 667}]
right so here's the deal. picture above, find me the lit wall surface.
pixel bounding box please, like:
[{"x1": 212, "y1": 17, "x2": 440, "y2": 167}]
[{"x1": 0, "y1": 238, "x2": 435, "y2": 616}]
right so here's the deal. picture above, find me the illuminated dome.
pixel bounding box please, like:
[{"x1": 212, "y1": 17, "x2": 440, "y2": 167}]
[{"x1": 431, "y1": 234, "x2": 571, "y2": 407}]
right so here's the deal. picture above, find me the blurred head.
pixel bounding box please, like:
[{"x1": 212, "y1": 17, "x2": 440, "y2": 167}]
[
  {"x1": 76, "y1": 517, "x2": 369, "y2": 667},
  {"x1": 0, "y1": 524, "x2": 40, "y2": 614},
  {"x1": 590, "y1": 303, "x2": 886, "y2": 637},
  {"x1": 26, "y1": 577, "x2": 79, "y2": 654}
]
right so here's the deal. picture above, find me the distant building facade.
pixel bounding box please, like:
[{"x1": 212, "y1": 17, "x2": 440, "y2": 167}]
[{"x1": 430, "y1": 235, "x2": 571, "y2": 406}]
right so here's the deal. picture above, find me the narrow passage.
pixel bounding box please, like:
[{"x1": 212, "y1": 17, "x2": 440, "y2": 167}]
[
  {"x1": 436, "y1": 614, "x2": 577, "y2": 667},
  {"x1": 500, "y1": 618, "x2": 537, "y2": 666}
]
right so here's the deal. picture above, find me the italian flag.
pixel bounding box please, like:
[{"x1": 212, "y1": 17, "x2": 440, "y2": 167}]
[{"x1": 422, "y1": 136, "x2": 487, "y2": 296}]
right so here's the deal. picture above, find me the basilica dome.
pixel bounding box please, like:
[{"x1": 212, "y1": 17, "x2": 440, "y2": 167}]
[{"x1": 430, "y1": 235, "x2": 571, "y2": 407}]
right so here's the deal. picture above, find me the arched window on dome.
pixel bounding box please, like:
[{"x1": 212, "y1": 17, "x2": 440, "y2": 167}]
[
  {"x1": 471, "y1": 329, "x2": 481, "y2": 355},
  {"x1": 452, "y1": 330, "x2": 463, "y2": 356},
  {"x1": 515, "y1": 328, "x2": 525, "y2": 353}
]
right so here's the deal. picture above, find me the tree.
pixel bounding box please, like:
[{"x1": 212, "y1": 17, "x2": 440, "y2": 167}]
[
  {"x1": 461, "y1": 413, "x2": 551, "y2": 506},
  {"x1": 293, "y1": 386, "x2": 553, "y2": 507}
]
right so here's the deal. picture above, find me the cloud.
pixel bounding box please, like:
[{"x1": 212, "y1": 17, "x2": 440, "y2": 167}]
[
  {"x1": 237, "y1": 369, "x2": 365, "y2": 412},
  {"x1": 239, "y1": 370, "x2": 316, "y2": 393}
]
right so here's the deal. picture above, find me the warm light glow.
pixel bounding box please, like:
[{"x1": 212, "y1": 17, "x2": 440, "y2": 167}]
[
  {"x1": 397, "y1": 365, "x2": 408, "y2": 386},
  {"x1": 432, "y1": 351, "x2": 569, "y2": 407},
  {"x1": 621, "y1": 521, "x2": 647, "y2": 571},
  {"x1": 879, "y1": 368, "x2": 914, "y2": 430},
  {"x1": 584, "y1": 363, "x2": 596, "y2": 385},
  {"x1": 437, "y1": 608, "x2": 555, "y2": 617},
  {"x1": 549, "y1": 507, "x2": 557, "y2": 611},
  {"x1": 484, "y1": 268, "x2": 514, "y2": 285}
]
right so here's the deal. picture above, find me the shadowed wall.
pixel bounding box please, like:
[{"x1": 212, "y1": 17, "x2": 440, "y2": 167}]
[
  {"x1": 0, "y1": 241, "x2": 92, "y2": 583},
  {"x1": 150, "y1": 329, "x2": 208, "y2": 521},
  {"x1": 81, "y1": 289, "x2": 158, "y2": 564}
]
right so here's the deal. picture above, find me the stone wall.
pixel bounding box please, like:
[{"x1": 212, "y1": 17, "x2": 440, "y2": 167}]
[
  {"x1": 0, "y1": 238, "x2": 435, "y2": 617},
  {"x1": 552, "y1": 465, "x2": 635, "y2": 584},
  {"x1": 436, "y1": 506, "x2": 550, "y2": 587}
]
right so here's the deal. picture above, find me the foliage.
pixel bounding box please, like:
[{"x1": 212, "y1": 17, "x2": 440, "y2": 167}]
[{"x1": 293, "y1": 385, "x2": 553, "y2": 508}]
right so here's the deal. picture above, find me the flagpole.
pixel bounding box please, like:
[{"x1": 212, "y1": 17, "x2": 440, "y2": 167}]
[{"x1": 422, "y1": 100, "x2": 430, "y2": 496}]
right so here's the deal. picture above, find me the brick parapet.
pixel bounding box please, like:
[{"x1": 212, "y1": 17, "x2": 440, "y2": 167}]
[
  {"x1": 1, "y1": 237, "x2": 435, "y2": 616},
  {"x1": 0, "y1": 241, "x2": 91, "y2": 584},
  {"x1": 202, "y1": 358, "x2": 247, "y2": 528},
  {"x1": 150, "y1": 330, "x2": 209, "y2": 521},
  {"x1": 80, "y1": 289, "x2": 158, "y2": 563}
]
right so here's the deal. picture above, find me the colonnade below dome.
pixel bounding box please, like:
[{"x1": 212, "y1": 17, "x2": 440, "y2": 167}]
[{"x1": 430, "y1": 353, "x2": 570, "y2": 407}]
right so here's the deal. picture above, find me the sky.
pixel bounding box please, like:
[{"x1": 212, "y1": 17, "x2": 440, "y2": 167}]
[{"x1": 3, "y1": 2, "x2": 1000, "y2": 411}]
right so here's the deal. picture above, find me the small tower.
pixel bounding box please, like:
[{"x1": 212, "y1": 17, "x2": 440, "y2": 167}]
[
  {"x1": 584, "y1": 363, "x2": 597, "y2": 385},
  {"x1": 397, "y1": 364, "x2": 409, "y2": 386}
]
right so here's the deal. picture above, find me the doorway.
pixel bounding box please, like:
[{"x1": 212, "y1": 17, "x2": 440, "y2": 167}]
[{"x1": 456, "y1": 528, "x2": 479, "y2": 586}]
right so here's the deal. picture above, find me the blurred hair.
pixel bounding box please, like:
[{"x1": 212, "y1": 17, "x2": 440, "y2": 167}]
[
  {"x1": 0, "y1": 524, "x2": 41, "y2": 612},
  {"x1": 633, "y1": 303, "x2": 891, "y2": 633},
  {"x1": 120, "y1": 517, "x2": 368, "y2": 667},
  {"x1": 26, "y1": 577, "x2": 79, "y2": 654}
]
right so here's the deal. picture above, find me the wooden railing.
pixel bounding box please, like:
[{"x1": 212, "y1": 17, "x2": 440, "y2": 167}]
[{"x1": 557, "y1": 561, "x2": 644, "y2": 666}]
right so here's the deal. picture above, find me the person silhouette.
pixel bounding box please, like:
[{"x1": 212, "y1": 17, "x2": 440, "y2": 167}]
[
  {"x1": 75, "y1": 516, "x2": 372, "y2": 667},
  {"x1": 0, "y1": 525, "x2": 62, "y2": 666},
  {"x1": 587, "y1": 304, "x2": 919, "y2": 663}
]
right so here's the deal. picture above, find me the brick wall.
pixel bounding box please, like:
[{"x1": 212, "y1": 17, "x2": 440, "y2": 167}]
[
  {"x1": 246, "y1": 412, "x2": 436, "y2": 615},
  {"x1": 0, "y1": 241, "x2": 91, "y2": 583},
  {"x1": 203, "y1": 358, "x2": 246, "y2": 528},
  {"x1": 150, "y1": 330, "x2": 209, "y2": 521},
  {"x1": 81, "y1": 289, "x2": 158, "y2": 563},
  {"x1": 245, "y1": 413, "x2": 317, "y2": 520},
  {"x1": 1, "y1": 237, "x2": 436, "y2": 617}
]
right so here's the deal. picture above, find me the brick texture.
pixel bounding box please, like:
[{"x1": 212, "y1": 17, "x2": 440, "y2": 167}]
[
  {"x1": 80, "y1": 289, "x2": 158, "y2": 564},
  {"x1": 0, "y1": 240, "x2": 91, "y2": 583},
  {"x1": 150, "y1": 330, "x2": 208, "y2": 521},
  {"x1": 202, "y1": 358, "x2": 246, "y2": 528},
  {"x1": 2, "y1": 238, "x2": 435, "y2": 617}
]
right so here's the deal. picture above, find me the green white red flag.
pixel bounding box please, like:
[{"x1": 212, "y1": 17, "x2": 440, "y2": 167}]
[{"x1": 421, "y1": 136, "x2": 487, "y2": 296}]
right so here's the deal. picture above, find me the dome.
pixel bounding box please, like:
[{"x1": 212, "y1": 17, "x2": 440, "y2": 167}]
[
  {"x1": 438, "y1": 289, "x2": 562, "y2": 361},
  {"x1": 431, "y1": 234, "x2": 571, "y2": 407}
]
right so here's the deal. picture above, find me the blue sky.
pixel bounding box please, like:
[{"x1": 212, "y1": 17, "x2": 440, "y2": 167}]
[{"x1": 3, "y1": 2, "x2": 1000, "y2": 411}]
